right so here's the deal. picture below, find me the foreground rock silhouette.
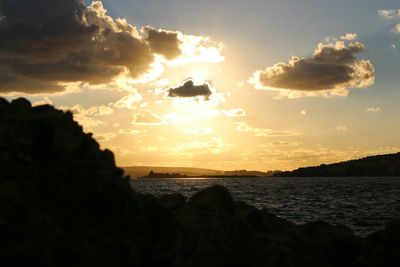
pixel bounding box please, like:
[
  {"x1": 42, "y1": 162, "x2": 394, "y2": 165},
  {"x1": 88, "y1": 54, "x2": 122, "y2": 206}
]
[{"x1": 0, "y1": 98, "x2": 399, "y2": 266}]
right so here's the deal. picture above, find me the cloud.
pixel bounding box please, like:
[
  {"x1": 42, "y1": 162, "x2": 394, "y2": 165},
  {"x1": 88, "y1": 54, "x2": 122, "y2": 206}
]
[
  {"x1": 0, "y1": 0, "x2": 153, "y2": 93},
  {"x1": 167, "y1": 80, "x2": 212, "y2": 99},
  {"x1": 378, "y1": 9, "x2": 400, "y2": 19},
  {"x1": 59, "y1": 104, "x2": 114, "y2": 116},
  {"x1": 0, "y1": 0, "x2": 223, "y2": 94},
  {"x1": 236, "y1": 122, "x2": 301, "y2": 137},
  {"x1": 223, "y1": 109, "x2": 247, "y2": 117},
  {"x1": 114, "y1": 91, "x2": 143, "y2": 109},
  {"x1": 249, "y1": 41, "x2": 375, "y2": 97},
  {"x1": 163, "y1": 113, "x2": 193, "y2": 124},
  {"x1": 340, "y1": 33, "x2": 358, "y2": 41},
  {"x1": 32, "y1": 96, "x2": 53, "y2": 107},
  {"x1": 94, "y1": 132, "x2": 116, "y2": 142},
  {"x1": 268, "y1": 141, "x2": 301, "y2": 147},
  {"x1": 131, "y1": 110, "x2": 166, "y2": 126},
  {"x1": 171, "y1": 137, "x2": 231, "y2": 155},
  {"x1": 336, "y1": 125, "x2": 348, "y2": 131},
  {"x1": 58, "y1": 104, "x2": 109, "y2": 131},
  {"x1": 144, "y1": 27, "x2": 181, "y2": 60},
  {"x1": 118, "y1": 129, "x2": 148, "y2": 135},
  {"x1": 366, "y1": 107, "x2": 380, "y2": 112},
  {"x1": 184, "y1": 128, "x2": 214, "y2": 135},
  {"x1": 169, "y1": 34, "x2": 224, "y2": 66},
  {"x1": 378, "y1": 9, "x2": 400, "y2": 33}
]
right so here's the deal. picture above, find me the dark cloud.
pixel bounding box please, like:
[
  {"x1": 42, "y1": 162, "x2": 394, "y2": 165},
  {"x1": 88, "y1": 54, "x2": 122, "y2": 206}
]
[
  {"x1": 251, "y1": 41, "x2": 375, "y2": 93},
  {"x1": 167, "y1": 80, "x2": 212, "y2": 99},
  {"x1": 0, "y1": 0, "x2": 182, "y2": 94},
  {"x1": 0, "y1": 73, "x2": 65, "y2": 93},
  {"x1": 0, "y1": 0, "x2": 92, "y2": 59},
  {"x1": 144, "y1": 27, "x2": 181, "y2": 60}
]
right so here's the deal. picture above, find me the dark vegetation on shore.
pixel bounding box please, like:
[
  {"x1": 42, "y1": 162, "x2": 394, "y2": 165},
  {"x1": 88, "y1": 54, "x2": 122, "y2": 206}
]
[
  {"x1": 1, "y1": 98, "x2": 399, "y2": 266},
  {"x1": 124, "y1": 166, "x2": 224, "y2": 178},
  {"x1": 138, "y1": 171, "x2": 189, "y2": 179},
  {"x1": 125, "y1": 166, "x2": 277, "y2": 179},
  {"x1": 138, "y1": 171, "x2": 261, "y2": 179},
  {"x1": 275, "y1": 153, "x2": 400, "y2": 177}
]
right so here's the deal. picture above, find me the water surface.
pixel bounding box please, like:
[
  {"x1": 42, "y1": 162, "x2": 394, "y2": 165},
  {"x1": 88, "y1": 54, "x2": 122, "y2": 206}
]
[{"x1": 130, "y1": 177, "x2": 400, "y2": 236}]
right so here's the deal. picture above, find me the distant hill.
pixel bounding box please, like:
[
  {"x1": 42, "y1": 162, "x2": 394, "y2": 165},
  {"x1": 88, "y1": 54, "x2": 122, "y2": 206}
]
[
  {"x1": 123, "y1": 166, "x2": 224, "y2": 178},
  {"x1": 223, "y1": 170, "x2": 279, "y2": 177},
  {"x1": 124, "y1": 166, "x2": 275, "y2": 179},
  {"x1": 275, "y1": 152, "x2": 400, "y2": 177}
]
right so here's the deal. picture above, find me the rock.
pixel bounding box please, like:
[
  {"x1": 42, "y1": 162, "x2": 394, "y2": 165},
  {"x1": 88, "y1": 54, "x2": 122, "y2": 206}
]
[
  {"x1": 296, "y1": 221, "x2": 362, "y2": 266},
  {"x1": 11, "y1": 97, "x2": 31, "y2": 110},
  {"x1": 0, "y1": 97, "x2": 149, "y2": 266},
  {"x1": 187, "y1": 185, "x2": 235, "y2": 214},
  {"x1": 159, "y1": 193, "x2": 186, "y2": 211},
  {"x1": 358, "y1": 220, "x2": 400, "y2": 266}
]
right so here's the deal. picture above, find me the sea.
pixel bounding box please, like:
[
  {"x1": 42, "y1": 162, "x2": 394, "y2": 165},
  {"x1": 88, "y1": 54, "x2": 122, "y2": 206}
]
[{"x1": 130, "y1": 177, "x2": 400, "y2": 237}]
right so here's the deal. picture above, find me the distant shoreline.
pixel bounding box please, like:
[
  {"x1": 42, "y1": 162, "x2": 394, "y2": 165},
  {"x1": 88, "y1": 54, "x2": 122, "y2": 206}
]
[
  {"x1": 135, "y1": 175, "x2": 400, "y2": 180},
  {"x1": 134, "y1": 169, "x2": 276, "y2": 179},
  {"x1": 136, "y1": 174, "x2": 263, "y2": 179}
]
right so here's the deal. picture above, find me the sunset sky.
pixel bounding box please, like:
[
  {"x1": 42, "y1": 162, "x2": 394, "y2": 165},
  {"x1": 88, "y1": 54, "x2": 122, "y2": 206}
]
[{"x1": 2, "y1": 0, "x2": 400, "y2": 171}]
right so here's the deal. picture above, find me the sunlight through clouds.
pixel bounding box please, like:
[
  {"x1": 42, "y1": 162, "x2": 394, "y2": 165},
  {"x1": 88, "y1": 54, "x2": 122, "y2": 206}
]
[
  {"x1": 4, "y1": 0, "x2": 400, "y2": 172},
  {"x1": 114, "y1": 91, "x2": 143, "y2": 109}
]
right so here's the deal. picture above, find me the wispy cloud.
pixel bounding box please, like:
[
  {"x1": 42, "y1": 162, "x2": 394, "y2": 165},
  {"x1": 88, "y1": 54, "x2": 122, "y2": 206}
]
[
  {"x1": 378, "y1": 9, "x2": 400, "y2": 33},
  {"x1": 378, "y1": 9, "x2": 400, "y2": 19},
  {"x1": 366, "y1": 107, "x2": 380, "y2": 112},
  {"x1": 184, "y1": 128, "x2": 214, "y2": 135},
  {"x1": 223, "y1": 109, "x2": 247, "y2": 118},
  {"x1": 236, "y1": 122, "x2": 301, "y2": 137},
  {"x1": 131, "y1": 110, "x2": 166, "y2": 126},
  {"x1": 340, "y1": 33, "x2": 358, "y2": 41}
]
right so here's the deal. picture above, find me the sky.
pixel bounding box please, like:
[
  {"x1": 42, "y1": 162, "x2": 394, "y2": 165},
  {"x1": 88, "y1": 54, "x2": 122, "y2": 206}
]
[{"x1": 1, "y1": 0, "x2": 400, "y2": 171}]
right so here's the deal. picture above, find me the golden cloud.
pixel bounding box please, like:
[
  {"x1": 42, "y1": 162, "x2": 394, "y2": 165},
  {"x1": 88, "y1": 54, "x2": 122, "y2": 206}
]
[{"x1": 249, "y1": 41, "x2": 375, "y2": 98}]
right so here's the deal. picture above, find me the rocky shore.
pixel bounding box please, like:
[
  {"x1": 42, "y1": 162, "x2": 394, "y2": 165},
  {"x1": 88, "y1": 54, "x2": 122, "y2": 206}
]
[{"x1": 0, "y1": 98, "x2": 399, "y2": 266}]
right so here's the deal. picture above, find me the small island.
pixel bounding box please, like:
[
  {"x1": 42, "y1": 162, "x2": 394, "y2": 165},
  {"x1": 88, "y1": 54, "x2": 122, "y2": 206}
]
[{"x1": 138, "y1": 171, "x2": 189, "y2": 179}]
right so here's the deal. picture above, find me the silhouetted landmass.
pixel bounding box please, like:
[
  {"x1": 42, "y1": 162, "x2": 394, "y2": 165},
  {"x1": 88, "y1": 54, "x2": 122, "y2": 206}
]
[
  {"x1": 139, "y1": 171, "x2": 189, "y2": 179},
  {"x1": 125, "y1": 166, "x2": 276, "y2": 179},
  {"x1": 275, "y1": 153, "x2": 400, "y2": 177},
  {"x1": 198, "y1": 174, "x2": 258, "y2": 178},
  {"x1": 137, "y1": 171, "x2": 275, "y2": 179},
  {"x1": 1, "y1": 98, "x2": 399, "y2": 266},
  {"x1": 223, "y1": 170, "x2": 279, "y2": 177},
  {"x1": 124, "y1": 166, "x2": 224, "y2": 178}
]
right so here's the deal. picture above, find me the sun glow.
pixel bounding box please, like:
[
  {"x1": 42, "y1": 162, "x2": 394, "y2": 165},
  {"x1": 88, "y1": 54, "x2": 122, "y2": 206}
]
[{"x1": 188, "y1": 69, "x2": 208, "y2": 84}]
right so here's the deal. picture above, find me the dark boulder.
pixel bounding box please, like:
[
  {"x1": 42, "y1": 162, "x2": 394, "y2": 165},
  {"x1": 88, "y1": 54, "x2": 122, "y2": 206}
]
[{"x1": 159, "y1": 193, "x2": 186, "y2": 211}]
